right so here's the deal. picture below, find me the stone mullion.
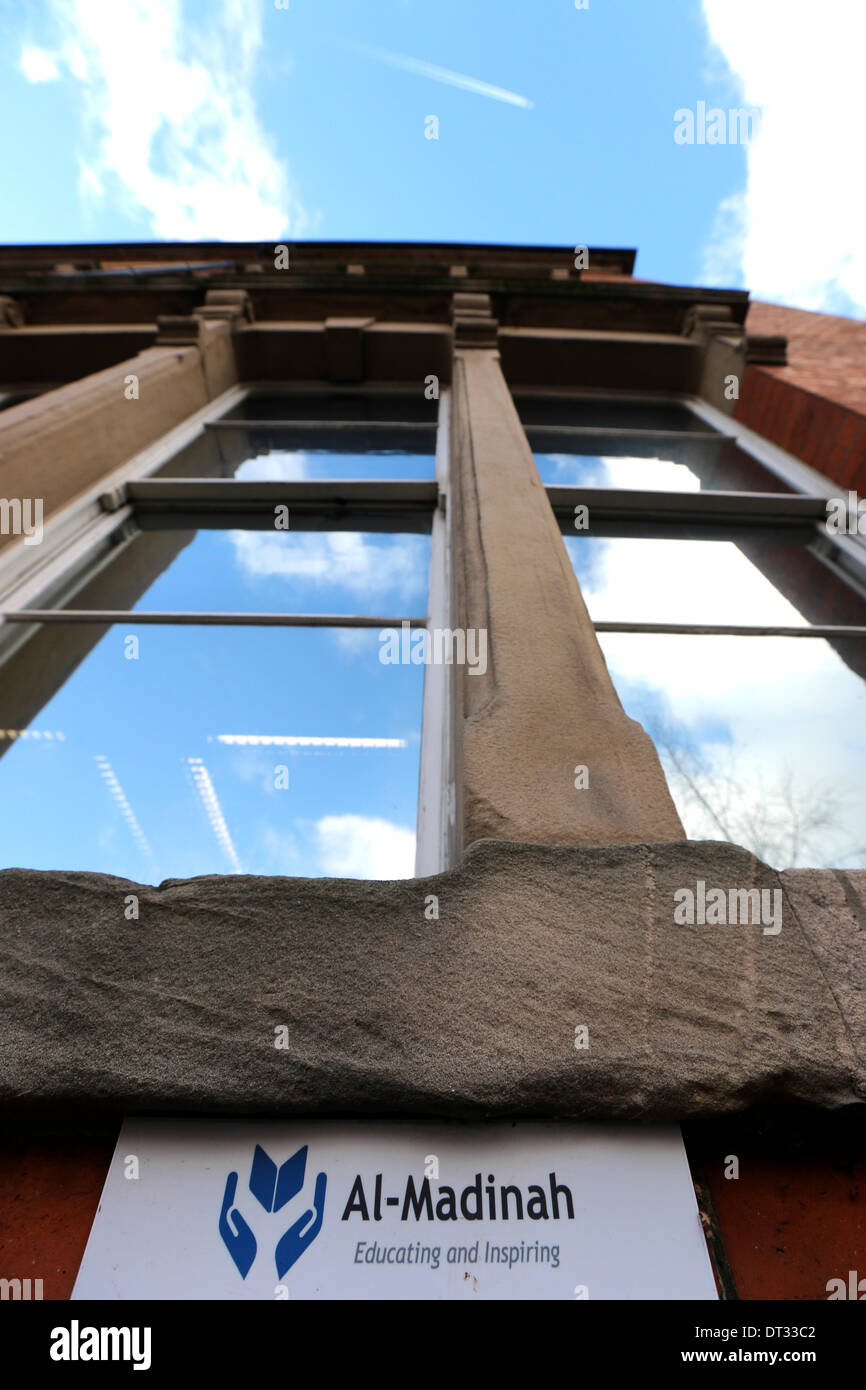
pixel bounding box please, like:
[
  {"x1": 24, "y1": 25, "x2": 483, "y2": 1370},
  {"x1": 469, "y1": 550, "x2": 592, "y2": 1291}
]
[{"x1": 449, "y1": 292, "x2": 685, "y2": 849}]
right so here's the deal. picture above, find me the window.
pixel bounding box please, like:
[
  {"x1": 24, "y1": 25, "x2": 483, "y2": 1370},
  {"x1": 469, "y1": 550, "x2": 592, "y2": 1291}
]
[
  {"x1": 152, "y1": 390, "x2": 438, "y2": 482},
  {"x1": 598, "y1": 630, "x2": 866, "y2": 870},
  {"x1": 515, "y1": 391, "x2": 794, "y2": 493},
  {"x1": 532, "y1": 391, "x2": 866, "y2": 870},
  {"x1": 0, "y1": 388, "x2": 448, "y2": 884}
]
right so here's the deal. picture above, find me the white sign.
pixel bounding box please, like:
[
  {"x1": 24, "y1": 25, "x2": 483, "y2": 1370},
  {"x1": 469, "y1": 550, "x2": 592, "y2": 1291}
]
[{"x1": 73, "y1": 1119, "x2": 717, "y2": 1300}]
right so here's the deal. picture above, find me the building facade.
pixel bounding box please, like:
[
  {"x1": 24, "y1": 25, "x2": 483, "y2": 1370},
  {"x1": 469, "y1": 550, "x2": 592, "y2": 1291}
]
[{"x1": 0, "y1": 241, "x2": 864, "y2": 1299}]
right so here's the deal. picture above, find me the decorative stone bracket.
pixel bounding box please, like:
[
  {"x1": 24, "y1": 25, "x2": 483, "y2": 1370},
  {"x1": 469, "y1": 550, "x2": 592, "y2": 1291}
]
[
  {"x1": 194, "y1": 289, "x2": 255, "y2": 325},
  {"x1": 324, "y1": 317, "x2": 375, "y2": 382},
  {"x1": 155, "y1": 291, "x2": 255, "y2": 346},
  {"x1": 685, "y1": 304, "x2": 788, "y2": 367},
  {"x1": 155, "y1": 315, "x2": 203, "y2": 347},
  {"x1": 683, "y1": 303, "x2": 746, "y2": 348},
  {"x1": 452, "y1": 292, "x2": 499, "y2": 349},
  {"x1": 684, "y1": 303, "x2": 754, "y2": 412},
  {"x1": 746, "y1": 334, "x2": 789, "y2": 366},
  {"x1": 0, "y1": 295, "x2": 24, "y2": 328}
]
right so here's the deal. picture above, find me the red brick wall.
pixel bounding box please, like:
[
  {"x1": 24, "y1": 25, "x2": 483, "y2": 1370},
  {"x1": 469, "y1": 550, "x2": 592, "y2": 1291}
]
[
  {"x1": 736, "y1": 301, "x2": 866, "y2": 490},
  {"x1": 0, "y1": 1130, "x2": 116, "y2": 1300},
  {"x1": 712, "y1": 303, "x2": 866, "y2": 1299},
  {"x1": 686, "y1": 1112, "x2": 866, "y2": 1301}
]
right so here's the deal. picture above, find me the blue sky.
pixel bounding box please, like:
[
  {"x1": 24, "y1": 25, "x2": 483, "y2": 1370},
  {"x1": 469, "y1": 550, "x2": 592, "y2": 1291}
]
[{"x1": 2, "y1": 0, "x2": 863, "y2": 312}]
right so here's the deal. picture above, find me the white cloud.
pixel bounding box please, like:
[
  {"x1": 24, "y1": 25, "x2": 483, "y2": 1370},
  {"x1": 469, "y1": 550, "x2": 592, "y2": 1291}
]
[
  {"x1": 229, "y1": 530, "x2": 428, "y2": 601},
  {"x1": 699, "y1": 190, "x2": 749, "y2": 290},
  {"x1": 572, "y1": 534, "x2": 807, "y2": 648},
  {"x1": 544, "y1": 454, "x2": 701, "y2": 491},
  {"x1": 573, "y1": 535, "x2": 866, "y2": 865},
  {"x1": 40, "y1": 0, "x2": 302, "y2": 240},
  {"x1": 77, "y1": 161, "x2": 104, "y2": 202},
  {"x1": 19, "y1": 46, "x2": 60, "y2": 83},
  {"x1": 701, "y1": 0, "x2": 866, "y2": 312},
  {"x1": 603, "y1": 629, "x2": 866, "y2": 867},
  {"x1": 236, "y1": 452, "x2": 309, "y2": 482},
  {"x1": 259, "y1": 825, "x2": 301, "y2": 870},
  {"x1": 315, "y1": 813, "x2": 416, "y2": 879}
]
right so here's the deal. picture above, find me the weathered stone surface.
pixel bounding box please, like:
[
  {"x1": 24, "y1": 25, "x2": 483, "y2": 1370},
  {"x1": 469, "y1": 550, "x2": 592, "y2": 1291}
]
[
  {"x1": 0, "y1": 840, "x2": 863, "y2": 1121},
  {"x1": 781, "y1": 868, "x2": 866, "y2": 1075},
  {"x1": 0, "y1": 324, "x2": 238, "y2": 552},
  {"x1": 450, "y1": 347, "x2": 686, "y2": 850}
]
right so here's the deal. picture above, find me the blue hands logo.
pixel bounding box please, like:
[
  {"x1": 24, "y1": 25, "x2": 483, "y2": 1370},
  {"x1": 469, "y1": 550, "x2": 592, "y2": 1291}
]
[{"x1": 219, "y1": 1144, "x2": 327, "y2": 1281}]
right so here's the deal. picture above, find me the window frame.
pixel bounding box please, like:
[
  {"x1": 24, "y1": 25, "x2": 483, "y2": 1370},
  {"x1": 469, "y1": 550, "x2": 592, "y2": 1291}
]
[
  {"x1": 513, "y1": 385, "x2": 866, "y2": 616},
  {"x1": 0, "y1": 381, "x2": 452, "y2": 878}
]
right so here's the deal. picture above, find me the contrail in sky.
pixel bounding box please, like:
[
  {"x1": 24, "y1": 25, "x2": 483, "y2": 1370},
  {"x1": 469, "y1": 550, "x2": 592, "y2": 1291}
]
[{"x1": 345, "y1": 41, "x2": 533, "y2": 109}]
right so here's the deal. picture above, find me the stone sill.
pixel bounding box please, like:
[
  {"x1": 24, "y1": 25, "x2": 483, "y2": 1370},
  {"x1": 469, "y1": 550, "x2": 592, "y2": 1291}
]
[{"x1": 1, "y1": 839, "x2": 863, "y2": 1121}]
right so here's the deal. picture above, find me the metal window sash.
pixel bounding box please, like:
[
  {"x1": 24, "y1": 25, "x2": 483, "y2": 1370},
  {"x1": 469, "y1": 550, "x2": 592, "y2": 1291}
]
[
  {"x1": 545, "y1": 487, "x2": 828, "y2": 528},
  {"x1": 0, "y1": 611, "x2": 427, "y2": 628},
  {"x1": 525, "y1": 425, "x2": 721, "y2": 443},
  {"x1": 204, "y1": 419, "x2": 438, "y2": 432},
  {"x1": 3, "y1": 611, "x2": 865, "y2": 641},
  {"x1": 121, "y1": 478, "x2": 438, "y2": 534},
  {"x1": 594, "y1": 622, "x2": 866, "y2": 638}
]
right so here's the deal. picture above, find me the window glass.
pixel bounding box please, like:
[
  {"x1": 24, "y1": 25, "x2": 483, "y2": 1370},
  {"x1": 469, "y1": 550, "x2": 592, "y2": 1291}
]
[
  {"x1": 0, "y1": 370, "x2": 437, "y2": 883},
  {"x1": 0, "y1": 626, "x2": 423, "y2": 884},
  {"x1": 534, "y1": 440, "x2": 789, "y2": 493},
  {"x1": 152, "y1": 391, "x2": 437, "y2": 482},
  {"x1": 599, "y1": 632, "x2": 866, "y2": 870},
  {"x1": 223, "y1": 392, "x2": 439, "y2": 425},
  {"x1": 564, "y1": 532, "x2": 828, "y2": 627},
  {"x1": 154, "y1": 435, "x2": 435, "y2": 483},
  {"x1": 0, "y1": 496, "x2": 431, "y2": 882},
  {"x1": 566, "y1": 527, "x2": 866, "y2": 628},
  {"x1": 536, "y1": 452, "x2": 702, "y2": 490},
  {"x1": 102, "y1": 526, "x2": 432, "y2": 619},
  {"x1": 515, "y1": 396, "x2": 706, "y2": 432},
  {"x1": 566, "y1": 514, "x2": 866, "y2": 867},
  {"x1": 517, "y1": 395, "x2": 789, "y2": 493}
]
